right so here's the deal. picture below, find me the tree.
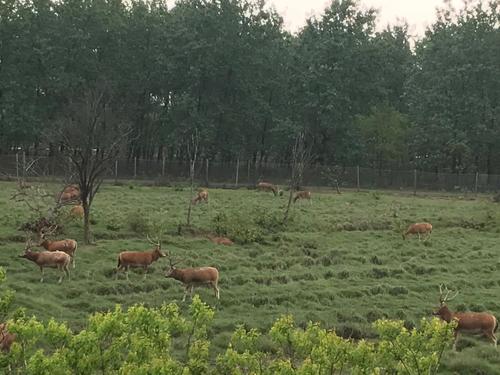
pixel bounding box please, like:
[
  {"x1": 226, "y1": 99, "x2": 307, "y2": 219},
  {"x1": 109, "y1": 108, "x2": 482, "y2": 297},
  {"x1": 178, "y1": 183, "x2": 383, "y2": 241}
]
[
  {"x1": 283, "y1": 132, "x2": 311, "y2": 223},
  {"x1": 52, "y1": 83, "x2": 130, "y2": 244}
]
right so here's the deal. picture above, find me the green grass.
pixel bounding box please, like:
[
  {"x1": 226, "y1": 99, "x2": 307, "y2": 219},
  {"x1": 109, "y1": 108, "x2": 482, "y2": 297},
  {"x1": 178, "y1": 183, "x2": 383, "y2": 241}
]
[{"x1": 1, "y1": 181, "x2": 500, "y2": 372}]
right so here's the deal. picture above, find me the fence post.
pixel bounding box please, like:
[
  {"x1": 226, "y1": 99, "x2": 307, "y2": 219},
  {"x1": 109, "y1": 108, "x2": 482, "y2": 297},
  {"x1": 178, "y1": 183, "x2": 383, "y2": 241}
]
[
  {"x1": 134, "y1": 157, "x2": 137, "y2": 179},
  {"x1": 474, "y1": 172, "x2": 479, "y2": 195},
  {"x1": 235, "y1": 157, "x2": 240, "y2": 188},
  {"x1": 15, "y1": 153, "x2": 19, "y2": 179},
  {"x1": 413, "y1": 169, "x2": 417, "y2": 196},
  {"x1": 22, "y1": 151, "x2": 26, "y2": 179},
  {"x1": 114, "y1": 160, "x2": 118, "y2": 183},
  {"x1": 204, "y1": 158, "x2": 209, "y2": 187},
  {"x1": 356, "y1": 165, "x2": 360, "y2": 191},
  {"x1": 162, "y1": 156, "x2": 166, "y2": 177}
]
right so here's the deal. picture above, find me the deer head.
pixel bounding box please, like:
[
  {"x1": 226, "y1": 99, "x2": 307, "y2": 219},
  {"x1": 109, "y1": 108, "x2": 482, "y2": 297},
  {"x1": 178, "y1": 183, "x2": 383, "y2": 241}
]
[{"x1": 147, "y1": 235, "x2": 167, "y2": 257}]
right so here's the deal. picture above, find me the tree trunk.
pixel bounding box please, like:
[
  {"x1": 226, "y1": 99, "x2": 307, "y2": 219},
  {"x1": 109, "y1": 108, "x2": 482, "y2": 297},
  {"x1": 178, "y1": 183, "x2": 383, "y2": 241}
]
[
  {"x1": 82, "y1": 200, "x2": 92, "y2": 245},
  {"x1": 283, "y1": 188, "x2": 294, "y2": 224}
]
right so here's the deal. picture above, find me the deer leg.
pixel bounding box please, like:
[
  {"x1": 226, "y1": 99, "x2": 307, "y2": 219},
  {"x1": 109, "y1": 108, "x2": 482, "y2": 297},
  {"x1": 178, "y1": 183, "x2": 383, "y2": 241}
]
[
  {"x1": 65, "y1": 265, "x2": 70, "y2": 281},
  {"x1": 418, "y1": 233, "x2": 421, "y2": 241},
  {"x1": 39, "y1": 267, "x2": 44, "y2": 283},
  {"x1": 143, "y1": 266, "x2": 148, "y2": 279},
  {"x1": 182, "y1": 286, "x2": 189, "y2": 302},
  {"x1": 453, "y1": 331, "x2": 459, "y2": 351},
  {"x1": 190, "y1": 285, "x2": 194, "y2": 298},
  {"x1": 125, "y1": 266, "x2": 129, "y2": 281},
  {"x1": 72, "y1": 256, "x2": 75, "y2": 269},
  {"x1": 485, "y1": 330, "x2": 497, "y2": 347},
  {"x1": 213, "y1": 282, "x2": 220, "y2": 299}
]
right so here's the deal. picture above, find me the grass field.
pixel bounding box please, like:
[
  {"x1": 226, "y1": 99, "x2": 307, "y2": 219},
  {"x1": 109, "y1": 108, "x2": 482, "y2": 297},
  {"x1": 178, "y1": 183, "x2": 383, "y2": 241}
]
[{"x1": 1, "y1": 181, "x2": 500, "y2": 373}]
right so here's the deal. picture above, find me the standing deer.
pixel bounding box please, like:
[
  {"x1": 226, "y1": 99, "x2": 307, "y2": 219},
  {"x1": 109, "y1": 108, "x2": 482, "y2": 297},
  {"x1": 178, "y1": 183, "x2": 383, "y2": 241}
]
[
  {"x1": 164, "y1": 257, "x2": 220, "y2": 302},
  {"x1": 20, "y1": 239, "x2": 71, "y2": 283},
  {"x1": 192, "y1": 189, "x2": 209, "y2": 205},
  {"x1": 116, "y1": 236, "x2": 167, "y2": 280},
  {"x1": 38, "y1": 226, "x2": 78, "y2": 268},
  {"x1": 256, "y1": 182, "x2": 281, "y2": 196},
  {"x1": 433, "y1": 285, "x2": 498, "y2": 351},
  {"x1": 402, "y1": 222, "x2": 432, "y2": 240}
]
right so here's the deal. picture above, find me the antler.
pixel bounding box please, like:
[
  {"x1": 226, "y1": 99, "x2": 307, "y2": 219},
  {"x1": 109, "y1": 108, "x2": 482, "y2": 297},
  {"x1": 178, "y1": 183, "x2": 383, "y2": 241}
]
[
  {"x1": 146, "y1": 234, "x2": 161, "y2": 248},
  {"x1": 439, "y1": 284, "x2": 459, "y2": 305}
]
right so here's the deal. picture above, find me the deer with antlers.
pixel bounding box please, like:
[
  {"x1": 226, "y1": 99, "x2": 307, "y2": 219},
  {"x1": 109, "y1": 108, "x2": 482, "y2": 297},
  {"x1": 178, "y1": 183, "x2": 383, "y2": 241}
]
[
  {"x1": 19, "y1": 239, "x2": 71, "y2": 283},
  {"x1": 433, "y1": 284, "x2": 498, "y2": 351},
  {"x1": 115, "y1": 236, "x2": 167, "y2": 280},
  {"x1": 38, "y1": 226, "x2": 78, "y2": 268},
  {"x1": 164, "y1": 256, "x2": 220, "y2": 302}
]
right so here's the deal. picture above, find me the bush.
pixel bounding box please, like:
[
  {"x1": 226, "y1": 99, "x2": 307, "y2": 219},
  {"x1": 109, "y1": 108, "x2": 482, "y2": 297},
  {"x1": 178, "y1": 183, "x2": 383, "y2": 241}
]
[{"x1": 126, "y1": 211, "x2": 151, "y2": 234}]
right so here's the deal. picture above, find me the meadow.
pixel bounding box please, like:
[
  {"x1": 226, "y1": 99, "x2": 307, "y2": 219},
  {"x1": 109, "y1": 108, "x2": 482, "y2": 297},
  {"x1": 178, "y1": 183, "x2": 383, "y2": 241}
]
[{"x1": 1, "y1": 180, "x2": 500, "y2": 373}]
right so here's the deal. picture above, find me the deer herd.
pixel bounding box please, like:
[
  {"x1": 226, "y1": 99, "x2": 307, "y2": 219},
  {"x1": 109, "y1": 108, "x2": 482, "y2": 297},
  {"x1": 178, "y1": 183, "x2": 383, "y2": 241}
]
[{"x1": 3, "y1": 181, "x2": 496, "y2": 353}]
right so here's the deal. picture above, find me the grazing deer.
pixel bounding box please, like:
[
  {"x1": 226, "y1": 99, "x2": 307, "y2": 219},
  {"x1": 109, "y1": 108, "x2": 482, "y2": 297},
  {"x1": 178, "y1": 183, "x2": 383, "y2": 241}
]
[
  {"x1": 192, "y1": 189, "x2": 209, "y2": 205},
  {"x1": 256, "y1": 182, "x2": 281, "y2": 196},
  {"x1": 20, "y1": 240, "x2": 71, "y2": 283},
  {"x1": 293, "y1": 191, "x2": 312, "y2": 204},
  {"x1": 70, "y1": 204, "x2": 84, "y2": 219},
  {"x1": 38, "y1": 226, "x2": 78, "y2": 268},
  {"x1": 165, "y1": 257, "x2": 220, "y2": 302},
  {"x1": 0, "y1": 323, "x2": 16, "y2": 352},
  {"x1": 57, "y1": 184, "x2": 80, "y2": 204},
  {"x1": 433, "y1": 285, "x2": 498, "y2": 351},
  {"x1": 402, "y1": 222, "x2": 432, "y2": 240},
  {"x1": 116, "y1": 236, "x2": 167, "y2": 280}
]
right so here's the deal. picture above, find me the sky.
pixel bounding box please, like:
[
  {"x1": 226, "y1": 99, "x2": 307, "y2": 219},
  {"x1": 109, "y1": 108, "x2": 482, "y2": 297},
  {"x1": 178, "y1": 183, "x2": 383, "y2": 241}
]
[{"x1": 267, "y1": 0, "x2": 467, "y2": 37}]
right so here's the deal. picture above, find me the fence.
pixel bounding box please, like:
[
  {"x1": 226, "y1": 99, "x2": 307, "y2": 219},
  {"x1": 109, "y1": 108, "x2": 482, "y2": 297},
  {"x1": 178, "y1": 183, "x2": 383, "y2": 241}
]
[{"x1": 1, "y1": 153, "x2": 500, "y2": 193}]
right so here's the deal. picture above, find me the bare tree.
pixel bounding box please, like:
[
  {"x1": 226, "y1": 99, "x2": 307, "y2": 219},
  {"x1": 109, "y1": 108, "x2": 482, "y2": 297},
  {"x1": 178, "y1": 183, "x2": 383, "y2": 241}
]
[
  {"x1": 186, "y1": 129, "x2": 199, "y2": 226},
  {"x1": 284, "y1": 131, "x2": 312, "y2": 223},
  {"x1": 51, "y1": 83, "x2": 130, "y2": 244}
]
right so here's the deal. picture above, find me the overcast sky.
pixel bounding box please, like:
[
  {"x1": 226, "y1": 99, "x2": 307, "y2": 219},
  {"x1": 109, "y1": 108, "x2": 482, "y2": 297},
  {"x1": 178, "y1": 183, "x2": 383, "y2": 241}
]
[
  {"x1": 268, "y1": 0, "x2": 466, "y2": 36},
  {"x1": 166, "y1": 0, "x2": 469, "y2": 38}
]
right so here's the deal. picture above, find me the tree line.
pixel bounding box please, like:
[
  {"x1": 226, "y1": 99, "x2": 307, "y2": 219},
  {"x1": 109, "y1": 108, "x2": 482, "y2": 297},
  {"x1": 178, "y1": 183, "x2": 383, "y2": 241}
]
[{"x1": 0, "y1": 0, "x2": 499, "y2": 173}]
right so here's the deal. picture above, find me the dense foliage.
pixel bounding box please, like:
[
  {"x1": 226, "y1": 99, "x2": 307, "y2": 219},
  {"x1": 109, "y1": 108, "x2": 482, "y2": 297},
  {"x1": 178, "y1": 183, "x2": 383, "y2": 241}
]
[
  {"x1": 0, "y1": 0, "x2": 498, "y2": 173},
  {"x1": 0, "y1": 269, "x2": 454, "y2": 374}
]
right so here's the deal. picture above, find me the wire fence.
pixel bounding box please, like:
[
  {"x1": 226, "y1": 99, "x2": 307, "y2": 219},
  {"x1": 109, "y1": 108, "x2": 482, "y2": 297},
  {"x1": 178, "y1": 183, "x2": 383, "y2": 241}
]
[{"x1": 1, "y1": 153, "x2": 500, "y2": 193}]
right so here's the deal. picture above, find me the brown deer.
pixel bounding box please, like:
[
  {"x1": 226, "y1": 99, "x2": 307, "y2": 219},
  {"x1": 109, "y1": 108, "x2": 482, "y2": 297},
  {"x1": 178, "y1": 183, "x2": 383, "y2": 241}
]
[
  {"x1": 293, "y1": 191, "x2": 312, "y2": 204},
  {"x1": 19, "y1": 240, "x2": 71, "y2": 283},
  {"x1": 192, "y1": 189, "x2": 209, "y2": 205},
  {"x1": 38, "y1": 226, "x2": 78, "y2": 268},
  {"x1": 70, "y1": 204, "x2": 84, "y2": 219},
  {"x1": 207, "y1": 234, "x2": 234, "y2": 246},
  {"x1": 0, "y1": 323, "x2": 16, "y2": 352},
  {"x1": 165, "y1": 257, "x2": 220, "y2": 302},
  {"x1": 256, "y1": 182, "x2": 281, "y2": 196},
  {"x1": 116, "y1": 236, "x2": 167, "y2": 280},
  {"x1": 57, "y1": 184, "x2": 80, "y2": 204},
  {"x1": 433, "y1": 285, "x2": 498, "y2": 351},
  {"x1": 402, "y1": 222, "x2": 432, "y2": 240}
]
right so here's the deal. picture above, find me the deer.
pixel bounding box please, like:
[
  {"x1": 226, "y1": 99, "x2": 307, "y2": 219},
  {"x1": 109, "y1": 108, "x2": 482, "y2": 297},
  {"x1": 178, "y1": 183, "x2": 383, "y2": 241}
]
[
  {"x1": 38, "y1": 226, "x2": 78, "y2": 268},
  {"x1": 433, "y1": 284, "x2": 498, "y2": 351},
  {"x1": 256, "y1": 182, "x2": 281, "y2": 196},
  {"x1": 402, "y1": 222, "x2": 432, "y2": 240},
  {"x1": 69, "y1": 204, "x2": 84, "y2": 219},
  {"x1": 207, "y1": 234, "x2": 234, "y2": 246},
  {"x1": 192, "y1": 189, "x2": 209, "y2": 205},
  {"x1": 57, "y1": 184, "x2": 80, "y2": 204},
  {"x1": 115, "y1": 236, "x2": 167, "y2": 280},
  {"x1": 0, "y1": 323, "x2": 16, "y2": 353},
  {"x1": 164, "y1": 256, "x2": 220, "y2": 302},
  {"x1": 19, "y1": 239, "x2": 71, "y2": 283},
  {"x1": 293, "y1": 190, "x2": 312, "y2": 204}
]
